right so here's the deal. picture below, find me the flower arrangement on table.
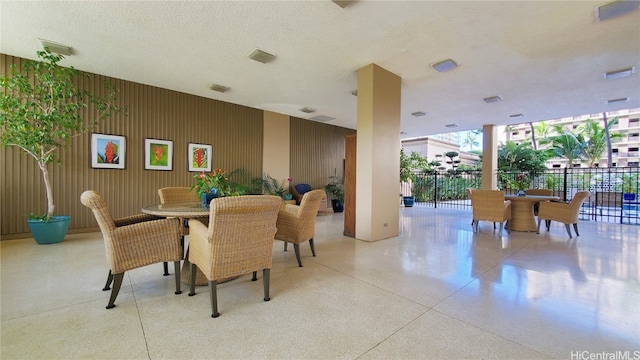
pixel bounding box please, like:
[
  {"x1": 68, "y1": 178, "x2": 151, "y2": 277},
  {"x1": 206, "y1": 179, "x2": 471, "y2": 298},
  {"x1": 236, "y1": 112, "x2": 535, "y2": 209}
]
[
  {"x1": 506, "y1": 173, "x2": 530, "y2": 194},
  {"x1": 191, "y1": 168, "x2": 245, "y2": 198}
]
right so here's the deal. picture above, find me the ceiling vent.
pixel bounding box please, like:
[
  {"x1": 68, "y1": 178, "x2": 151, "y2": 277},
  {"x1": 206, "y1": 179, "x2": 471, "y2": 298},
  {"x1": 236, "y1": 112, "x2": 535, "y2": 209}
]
[
  {"x1": 595, "y1": 0, "x2": 640, "y2": 21},
  {"x1": 605, "y1": 67, "x2": 635, "y2": 79},
  {"x1": 38, "y1": 39, "x2": 72, "y2": 56},
  {"x1": 483, "y1": 96, "x2": 502, "y2": 103},
  {"x1": 300, "y1": 107, "x2": 316, "y2": 113},
  {"x1": 607, "y1": 97, "x2": 629, "y2": 104},
  {"x1": 331, "y1": 0, "x2": 356, "y2": 8},
  {"x1": 445, "y1": 123, "x2": 458, "y2": 128},
  {"x1": 209, "y1": 84, "x2": 230, "y2": 93},
  {"x1": 431, "y1": 59, "x2": 458, "y2": 72},
  {"x1": 509, "y1": 113, "x2": 524, "y2": 118},
  {"x1": 411, "y1": 111, "x2": 426, "y2": 117},
  {"x1": 310, "y1": 115, "x2": 335, "y2": 122},
  {"x1": 248, "y1": 48, "x2": 276, "y2": 64}
]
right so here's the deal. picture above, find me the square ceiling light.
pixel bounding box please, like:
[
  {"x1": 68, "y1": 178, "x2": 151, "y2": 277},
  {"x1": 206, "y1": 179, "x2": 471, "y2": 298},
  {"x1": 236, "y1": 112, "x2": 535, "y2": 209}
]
[
  {"x1": 38, "y1": 39, "x2": 72, "y2": 56},
  {"x1": 595, "y1": 0, "x2": 640, "y2": 21},
  {"x1": 605, "y1": 67, "x2": 635, "y2": 79},
  {"x1": 248, "y1": 48, "x2": 276, "y2": 64},
  {"x1": 209, "y1": 84, "x2": 230, "y2": 93},
  {"x1": 483, "y1": 96, "x2": 502, "y2": 103},
  {"x1": 431, "y1": 59, "x2": 458, "y2": 72}
]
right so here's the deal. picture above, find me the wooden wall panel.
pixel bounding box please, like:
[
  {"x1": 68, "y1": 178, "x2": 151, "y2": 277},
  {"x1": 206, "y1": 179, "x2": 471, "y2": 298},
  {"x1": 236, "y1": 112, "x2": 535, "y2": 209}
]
[
  {"x1": 1, "y1": 53, "x2": 263, "y2": 238},
  {"x1": 289, "y1": 118, "x2": 355, "y2": 191}
]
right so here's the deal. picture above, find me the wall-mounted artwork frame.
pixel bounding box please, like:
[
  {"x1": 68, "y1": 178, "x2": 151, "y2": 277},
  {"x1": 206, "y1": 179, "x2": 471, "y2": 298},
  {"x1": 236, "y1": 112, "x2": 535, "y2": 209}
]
[
  {"x1": 188, "y1": 143, "x2": 212, "y2": 172},
  {"x1": 145, "y1": 138, "x2": 173, "y2": 171},
  {"x1": 91, "y1": 133, "x2": 126, "y2": 169}
]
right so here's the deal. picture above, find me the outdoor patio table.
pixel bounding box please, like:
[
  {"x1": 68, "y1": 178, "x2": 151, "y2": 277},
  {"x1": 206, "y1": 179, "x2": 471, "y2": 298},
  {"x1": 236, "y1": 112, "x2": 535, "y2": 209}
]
[{"x1": 504, "y1": 195, "x2": 560, "y2": 232}]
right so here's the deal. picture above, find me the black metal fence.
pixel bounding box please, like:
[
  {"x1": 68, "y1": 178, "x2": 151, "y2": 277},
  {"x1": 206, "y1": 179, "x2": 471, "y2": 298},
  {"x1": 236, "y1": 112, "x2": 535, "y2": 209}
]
[{"x1": 400, "y1": 167, "x2": 640, "y2": 225}]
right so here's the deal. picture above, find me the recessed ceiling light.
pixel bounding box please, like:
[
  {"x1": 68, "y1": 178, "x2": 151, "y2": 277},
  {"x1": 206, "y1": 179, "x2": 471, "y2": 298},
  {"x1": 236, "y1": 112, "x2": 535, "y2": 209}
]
[
  {"x1": 483, "y1": 96, "x2": 502, "y2": 103},
  {"x1": 300, "y1": 107, "x2": 316, "y2": 113},
  {"x1": 331, "y1": 0, "x2": 356, "y2": 8},
  {"x1": 607, "y1": 97, "x2": 629, "y2": 104},
  {"x1": 38, "y1": 39, "x2": 72, "y2": 56},
  {"x1": 509, "y1": 113, "x2": 524, "y2": 118},
  {"x1": 209, "y1": 84, "x2": 230, "y2": 93},
  {"x1": 248, "y1": 48, "x2": 276, "y2": 64},
  {"x1": 411, "y1": 111, "x2": 426, "y2": 117},
  {"x1": 310, "y1": 115, "x2": 335, "y2": 122},
  {"x1": 431, "y1": 59, "x2": 458, "y2": 72},
  {"x1": 595, "y1": 0, "x2": 640, "y2": 21},
  {"x1": 605, "y1": 67, "x2": 635, "y2": 79},
  {"x1": 445, "y1": 123, "x2": 458, "y2": 128}
]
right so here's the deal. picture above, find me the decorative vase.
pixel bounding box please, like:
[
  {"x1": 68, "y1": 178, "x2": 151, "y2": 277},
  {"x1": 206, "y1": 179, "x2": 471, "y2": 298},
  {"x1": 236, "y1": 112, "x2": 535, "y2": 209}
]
[
  {"x1": 201, "y1": 189, "x2": 219, "y2": 207},
  {"x1": 331, "y1": 199, "x2": 344, "y2": 213},
  {"x1": 403, "y1": 196, "x2": 415, "y2": 207},
  {"x1": 284, "y1": 194, "x2": 293, "y2": 200},
  {"x1": 28, "y1": 215, "x2": 71, "y2": 244},
  {"x1": 517, "y1": 190, "x2": 526, "y2": 197}
]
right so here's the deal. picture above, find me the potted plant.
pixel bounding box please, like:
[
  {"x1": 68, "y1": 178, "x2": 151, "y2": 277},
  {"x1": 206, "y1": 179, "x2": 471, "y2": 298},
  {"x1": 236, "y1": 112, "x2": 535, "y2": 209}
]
[
  {"x1": 0, "y1": 49, "x2": 122, "y2": 244},
  {"x1": 191, "y1": 168, "x2": 247, "y2": 206},
  {"x1": 400, "y1": 149, "x2": 425, "y2": 207},
  {"x1": 622, "y1": 174, "x2": 636, "y2": 201},
  {"x1": 325, "y1": 173, "x2": 344, "y2": 212}
]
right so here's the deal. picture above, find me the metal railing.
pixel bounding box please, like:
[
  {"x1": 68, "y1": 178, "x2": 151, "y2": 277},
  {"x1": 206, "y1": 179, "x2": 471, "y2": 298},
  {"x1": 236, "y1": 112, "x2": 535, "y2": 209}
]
[{"x1": 400, "y1": 167, "x2": 639, "y2": 225}]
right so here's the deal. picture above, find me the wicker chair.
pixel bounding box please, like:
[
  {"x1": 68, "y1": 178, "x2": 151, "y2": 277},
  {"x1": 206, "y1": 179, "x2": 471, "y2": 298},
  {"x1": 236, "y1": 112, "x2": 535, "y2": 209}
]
[
  {"x1": 470, "y1": 189, "x2": 512, "y2": 236},
  {"x1": 80, "y1": 190, "x2": 183, "y2": 309},
  {"x1": 158, "y1": 186, "x2": 199, "y2": 203},
  {"x1": 525, "y1": 188, "x2": 553, "y2": 216},
  {"x1": 275, "y1": 189, "x2": 326, "y2": 267},
  {"x1": 187, "y1": 195, "x2": 282, "y2": 318},
  {"x1": 291, "y1": 183, "x2": 328, "y2": 213},
  {"x1": 537, "y1": 191, "x2": 590, "y2": 238}
]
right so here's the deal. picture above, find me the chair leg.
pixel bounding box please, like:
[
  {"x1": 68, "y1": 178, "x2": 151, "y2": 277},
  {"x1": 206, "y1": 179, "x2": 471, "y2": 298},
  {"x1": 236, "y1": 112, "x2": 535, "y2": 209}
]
[
  {"x1": 493, "y1": 222, "x2": 496, "y2": 229},
  {"x1": 537, "y1": 218, "x2": 542, "y2": 234},
  {"x1": 564, "y1": 224, "x2": 573, "y2": 238},
  {"x1": 473, "y1": 221, "x2": 479, "y2": 233},
  {"x1": 545, "y1": 220, "x2": 551, "y2": 231},
  {"x1": 284, "y1": 242, "x2": 288, "y2": 252},
  {"x1": 208, "y1": 280, "x2": 219, "y2": 318},
  {"x1": 573, "y1": 223, "x2": 580, "y2": 236},
  {"x1": 309, "y1": 238, "x2": 316, "y2": 257},
  {"x1": 252, "y1": 271, "x2": 257, "y2": 281},
  {"x1": 188, "y1": 263, "x2": 197, "y2": 297},
  {"x1": 498, "y1": 222, "x2": 504, "y2": 237},
  {"x1": 293, "y1": 244, "x2": 303, "y2": 267},
  {"x1": 174, "y1": 261, "x2": 182, "y2": 295},
  {"x1": 471, "y1": 219, "x2": 474, "y2": 226},
  {"x1": 163, "y1": 262, "x2": 169, "y2": 276},
  {"x1": 106, "y1": 272, "x2": 124, "y2": 309},
  {"x1": 263, "y1": 268, "x2": 271, "y2": 302},
  {"x1": 103, "y1": 270, "x2": 113, "y2": 291}
]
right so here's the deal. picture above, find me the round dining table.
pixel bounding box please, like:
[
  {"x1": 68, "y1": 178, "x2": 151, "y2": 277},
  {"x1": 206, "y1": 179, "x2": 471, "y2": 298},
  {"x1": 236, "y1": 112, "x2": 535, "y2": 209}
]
[
  {"x1": 142, "y1": 201, "x2": 211, "y2": 285},
  {"x1": 504, "y1": 195, "x2": 560, "y2": 232}
]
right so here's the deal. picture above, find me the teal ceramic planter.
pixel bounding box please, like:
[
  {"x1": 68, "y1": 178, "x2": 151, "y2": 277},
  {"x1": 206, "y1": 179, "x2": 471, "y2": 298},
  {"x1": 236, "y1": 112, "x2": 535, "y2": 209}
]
[{"x1": 28, "y1": 216, "x2": 71, "y2": 245}]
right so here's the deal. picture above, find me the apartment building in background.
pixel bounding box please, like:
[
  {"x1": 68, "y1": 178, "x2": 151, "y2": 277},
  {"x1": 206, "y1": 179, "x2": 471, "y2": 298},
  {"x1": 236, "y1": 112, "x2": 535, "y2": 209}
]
[{"x1": 500, "y1": 108, "x2": 640, "y2": 168}]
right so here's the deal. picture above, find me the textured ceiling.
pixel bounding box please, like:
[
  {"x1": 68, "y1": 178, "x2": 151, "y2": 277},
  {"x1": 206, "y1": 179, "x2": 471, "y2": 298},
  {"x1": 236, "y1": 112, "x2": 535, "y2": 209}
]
[{"x1": 1, "y1": 1, "x2": 639, "y2": 139}]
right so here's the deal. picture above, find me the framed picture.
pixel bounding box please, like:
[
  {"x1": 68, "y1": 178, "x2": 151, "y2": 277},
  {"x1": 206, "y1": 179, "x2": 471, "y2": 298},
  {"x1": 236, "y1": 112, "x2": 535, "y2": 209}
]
[
  {"x1": 188, "y1": 143, "x2": 212, "y2": 172},
  {"x1": 145, "y1": 138, "x2": 173, "y2": 170},
  {"x1": 91, "y1": 133, "x2": 126, "y2": 169}
]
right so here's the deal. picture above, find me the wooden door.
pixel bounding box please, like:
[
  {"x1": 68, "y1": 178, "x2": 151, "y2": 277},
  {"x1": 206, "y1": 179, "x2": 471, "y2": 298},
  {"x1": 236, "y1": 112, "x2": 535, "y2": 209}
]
[{"x1": 344, "y1": 134, "x2": 356, "y2": 237}]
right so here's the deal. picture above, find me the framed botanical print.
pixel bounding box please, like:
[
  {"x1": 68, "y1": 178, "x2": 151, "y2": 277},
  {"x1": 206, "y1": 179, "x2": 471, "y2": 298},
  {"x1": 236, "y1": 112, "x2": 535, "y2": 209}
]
[
  {"x1": 188, "y1": 143, "x2": 212, "y2": 172},
  {"x1": 145, "y1": 138, "x2": 173, "y2": 170},
  {"x1": 91, "y1": 133, "x2": 126, "y2": 169}
]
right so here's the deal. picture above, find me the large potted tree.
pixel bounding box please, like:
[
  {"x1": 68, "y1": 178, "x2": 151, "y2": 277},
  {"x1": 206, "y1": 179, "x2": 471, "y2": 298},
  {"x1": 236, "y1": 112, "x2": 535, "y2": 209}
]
[{"x1": 0, "y1": 49, "x2": 122, "y2": 244}]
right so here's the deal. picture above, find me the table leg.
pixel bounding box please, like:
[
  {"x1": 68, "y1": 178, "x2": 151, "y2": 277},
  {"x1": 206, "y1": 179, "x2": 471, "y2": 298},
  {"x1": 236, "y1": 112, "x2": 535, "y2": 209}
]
[{"x1": 509, "y1": 200, "x2": 538, "y2": 232}]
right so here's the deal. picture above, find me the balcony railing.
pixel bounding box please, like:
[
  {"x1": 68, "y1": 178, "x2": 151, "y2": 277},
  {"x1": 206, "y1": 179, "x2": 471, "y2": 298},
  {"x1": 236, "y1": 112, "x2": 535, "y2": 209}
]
[{"x1": 400, "y1": 167, "x2": 639, "y2": 225}]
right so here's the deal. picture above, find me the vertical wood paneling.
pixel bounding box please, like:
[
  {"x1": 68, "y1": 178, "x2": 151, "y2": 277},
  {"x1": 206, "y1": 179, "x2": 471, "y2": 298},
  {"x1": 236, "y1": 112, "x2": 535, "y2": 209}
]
[{"x1": 1, "y1": 53, "x2": 264, "y2": 238}]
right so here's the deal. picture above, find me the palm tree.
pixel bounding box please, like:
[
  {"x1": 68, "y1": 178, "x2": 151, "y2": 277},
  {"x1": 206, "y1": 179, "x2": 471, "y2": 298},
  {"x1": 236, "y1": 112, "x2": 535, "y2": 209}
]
[
  {"x1": 534, "y1": 121, "x2": 552, "y2": 143},
  {"x1": 601, "y1": 114, "x2": 618, "y2": 166},
  {"x1": 579, "y1": 118, "x2": 622, "y2": 167},
  {"x1": 528, "y1": 122, "x2": 537, "y2": 150},
  {"x1": 539, "y1": 126, "x2": 586, "y2": 167},
  {"x1": 461, "y1": 131, "x2": 480, "y2": 151}
]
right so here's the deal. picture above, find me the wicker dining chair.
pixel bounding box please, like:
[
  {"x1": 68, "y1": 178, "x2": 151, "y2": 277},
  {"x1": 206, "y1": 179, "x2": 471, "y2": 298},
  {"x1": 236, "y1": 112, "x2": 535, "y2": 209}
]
[
  {"x1": 525, "y1": 188, "x2": 553, "y2": 216},
  {"x1": 275, "y1": 189, "x2": 326, "y2": 267},
  {"x1": 158, "y1": 186, "x2": 199, "y2": 203},
  {"x1": 537, "y1": 191, "x2": 590, "y2": 238},
  {"x1": 80, "y1": 190, "x2": 183, "y2": 309},
  {"x1": 470, "y1": 189, "x2": 512, "y2": 236},
  {"x1": 187, "y1": 195, "x2": 282, "y2": 318}
]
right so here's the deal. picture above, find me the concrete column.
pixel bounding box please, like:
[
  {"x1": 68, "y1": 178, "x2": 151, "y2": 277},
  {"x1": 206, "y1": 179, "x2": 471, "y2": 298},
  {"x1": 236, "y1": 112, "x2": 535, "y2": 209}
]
[
  {"x1": 481, "y1": 124, "x2": 498, "y2": 190},
  {"x1": 356, "y1": 64, "x2": 401, "y2": 241},
  {"x1": 263, "y1": 111, "x2": 290, "y2": 182}
]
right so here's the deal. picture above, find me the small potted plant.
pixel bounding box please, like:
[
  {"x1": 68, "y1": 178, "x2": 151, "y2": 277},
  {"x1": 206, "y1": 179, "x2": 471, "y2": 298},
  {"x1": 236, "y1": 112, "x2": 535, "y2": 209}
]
[
  {"x1": 622, "y1": 174, "x2": 637, "y2": 201},
  {"x1": 191, "y1": 168, "x2": 246, "y2": 206},
  {"x1": 325, "y1": 173, "x2": 344, "y2": 212},
  {"x1": 0, "y1": 49, "x2": 122, "y2": 244}
]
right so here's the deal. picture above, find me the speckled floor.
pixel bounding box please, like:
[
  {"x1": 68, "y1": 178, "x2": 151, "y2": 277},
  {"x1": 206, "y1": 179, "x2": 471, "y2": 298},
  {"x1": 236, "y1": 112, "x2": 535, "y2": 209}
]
[{"x1": 1, "y1": 207, "x2": 638, "y2": 360}]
